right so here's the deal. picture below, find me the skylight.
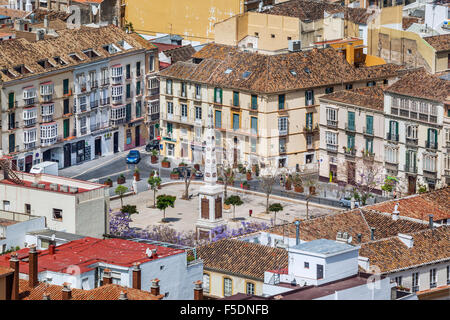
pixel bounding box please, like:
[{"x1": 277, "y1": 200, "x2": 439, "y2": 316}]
[
  {"x1": 290, "y1": 69, "x2": 297, "y2": 76},
  {"x1": 103, "y1": 44, "x2": 122, "y2": 54},
  {"x1": 242, "y1": 71, "x2": 251, "y2": 78},
  {"x1": 82, "y1": 49, "x2": 100, "y2": 58},
  {"x1": 224, "y1": 68, "x2": 233, "y2": 74},
  {"x1": 53, "y1": 56, "x2": 67, "y2": 65},
  {"x1": 304, "y1": 67, "x2": 311, "y2": 74}
]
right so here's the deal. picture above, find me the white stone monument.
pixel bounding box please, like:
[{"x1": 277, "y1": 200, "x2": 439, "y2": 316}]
[{"x1": 195, "y1": 106, "x2": 226, "y2": 240}]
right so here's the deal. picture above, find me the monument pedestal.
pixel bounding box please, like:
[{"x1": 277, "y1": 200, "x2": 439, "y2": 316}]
[{"x1": 196, "y1": 184, "x2": 226, "y2": 240}]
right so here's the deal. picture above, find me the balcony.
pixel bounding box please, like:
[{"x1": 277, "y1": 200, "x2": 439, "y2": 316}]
[
  {"x1": 179, "y1": 90, "x2": 187, "y2": 99},
  {"x1": 391, "y1": 107, "x2": 398, "y2": 115},
  {"x1": 90, "y1": 100, "x2": 99, "y2": 109},
  {"x1": 404, "y1": 165, "x2": 417, "y2": 174},
  {"x1": 150, "y1": 113, "x2": 160, "y2": 121},
  {"x1": 80, "y1": 127, "x2": 87, "y2": 135},
  {"x1": 8, "y1": 121, "x2": 19, "y2": 130},
  {"x1": 405, "y1": 137, "x2": 418, "y2": 146},
  {"x1": 363, "y1": 127, "x2": 374, "y2": 136},
  {"x1": 24, "y1": 141, "x2": 36, "y2": 150},
  {"x1": 41, "y1": 115, "x2": 53, "y2": 123},
  {"x1": 90, "y1": 80, "x2": 98, "y2": 89},
  {"x1": 303, "y1": 123, "x2": 319, "y2": 133},
  {"x1": 111, "y1": 75, "x2": 123, "y2": 85},
  {"x1": 23, "y1": 97, "x2": 36, "y2": 106},
  {"x1": 447, "y1": 141, "x2": 450, "y2": 148},
  {"x1": 362, "y1": 150, "x2": 375, "y2": 161},
  {"x1": 344, "y1": 147, "x2": 356, "y2": 157},
  {"x1": 326, "y1": 144, "x2": 338, "y2": 153},
  {"x1": 279, "y1": 129, "x2": 288, "y2": 136},
  {"x1": 111, "y1": 96, "x2": 123, "y2": 105},
  {"x1": 8, "y1": 100, "x2": 18, "y2": 109},
  {"x1": 426, "y1": 140, "x2": 438, "y2": 150},
  {"x1": 149, "y1": 87, "x2": 159, "y2": 97},
  {"x1": 192, "y1": 92, "x2": 202, "y2": 101},
  {"x1": 40, "y1": 94, "x2": 53, "y2": 103},
  {"x1": 100, "y1": 79, "x2": 110, "y2": 86},
  {"x1": 327, "y1": 119, "x2": 337, "y2": 128},
  {"x1": 24, "y1": 118, "x2": 37, "y2": 127},
  {"x1": 100, "y1": 97, "x2": 110, "y2": 106},
  {"x1": 386, "y1": 133, "x2": 399, "y2": 142},
  {"x1": 345, "y1": 123, "x2": 355, "y2": 132}
]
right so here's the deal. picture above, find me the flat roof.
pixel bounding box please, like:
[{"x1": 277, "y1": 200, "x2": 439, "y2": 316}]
[
  {"x1": 290, "y1": 239, "x2": 356, "y2": 255},
  {"x1": 26, "y1": 229, "x2": 86, "y2": 242}
]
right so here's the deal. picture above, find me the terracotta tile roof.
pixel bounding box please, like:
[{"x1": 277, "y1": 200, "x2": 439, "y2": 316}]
[
  {"x1": 0, "y1": 265, "x2": 14, "y2": 276},
  {"x1": 402, "y1": 16, "x2": 421, "y2": 30},
  {"x1": 423, "y1": 34, "x2": 450, "y2": 52},
  {"x1": 267, "y1": 209, "x2": 428, "y2": 244},
  {"x1": 0, "y1": 7, "x2": 29, "y2": 19},
  {"x1": 320, "y1": 86, "x2": 385, "y2": 111},
  {"x1": 18, "y1": 280, "x2": 162, "y2": 300},
  {"x1": 359, "y1": 226, "x2": 450, "y2": 273},
  {"x1": 365, "y1": 187, "x2": 450, "y2": 222},
  {"x1": 0, "y1": 25, "x2": 155, "y2": 83},
  {"x1": 0, "y1": 218, "x2": 18, "y2": 227},
  {"x1": 262, "y1": 0, "x2": 374, "y2": 24},
  {"x1": 31, "y1": 9, "x2": 71, "y2": 22},
  {"x1": 163, "y1": 43, "x2": 403, "y2": 94},
  {"x1": 164, "y1": 44, "x2": 196, "y2": 63},
  {"x1": 197, "y1": 239, "x2": 288, "y2": 280},
  {"x1": 152, "y1": 42, "x2": 182, "y2": 54}
]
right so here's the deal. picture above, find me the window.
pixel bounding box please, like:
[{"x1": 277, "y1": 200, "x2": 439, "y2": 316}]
[
  {"x1": 126, "y1": 83, "x2": 131, "y2": 98},
  {"x1": 195, "y1": 84, "x2": 201, "y2": 99},
  {"x1": 232, "y1": 113, "x2": 240, "y2": 130},
  {"x1": 149, "y1": 55, "x2": 155, "y2": 72},
  {"x1": 251, "y1": 95, "x2": 258, "y2": 110},
  {"x1": 325, "y1": 87, "x2": 334, "y2": 94},
  {"x1": 430, "y1": 269, "x2": 437, "y2": 288},
  {"x1": 136, "y1": 81, "x2": 141, "y2": 96},
  {"x1": 214, "y1": 87, "x2": 222, "y2": 103},
  {"x1": 53, "y1": 208, "x2": 63, "y2": 221},
  {"x1": 367, "y1": 81, "x2": 376, "y2": 87},
  {"x1": 406, "y1": 125, "x2": 418, "y2": 140},
  {"x1": 63, "y1": 119, "x2": 70, "y2": 138},
  {"x1": 166, "y1": 79, "x2": 173, "y2": 95},
  {"x1": 304, "y1": 262, "x2": 309, "y2": 269},
  {"x1": 305, "y1": 90, "x2": 314, "y2": 106},
  {"x1": 136, "y1": 101, "x2": 142, "y2": 118},
  {"x1": 3, "y1": 201, "x2": 10, "y2": 211},
  {"x1": 326, "y1": 108, "x2": 337, "y2": 127},
  {"x1": 251, "y1": 138, "x2": 256, "y2": 153},
  {"x1": 63, "y1": 99, "x2": 70, "y2": 114},
  {"x1": 215, "y1": 110, "x2": 222, "y2": 128},
  {"x1": 195, "y1": 106, "x2": 202, "y2": 120},
  {"x1": 394, "y1": 276, "x2": 402, "y2": 286},
  {"x1": 181, "y1": 104, "x2": 188, "y2": 118},
  {"x1": 447, "y1": 266, "x2": 450, "y2": 285},
  {"x1": 136, "y1": 61, "x2": 141, "y2": 77},
  {"x1": 167, "y1": 102, "x2": 173, "y2": 115},
  {"x1": 347, "y1": 134, "x2": 355, "y2": 149},
  {"x1": 246, "y1": 282, "x2": 255, "y2": 295},
  {"x1": 279, "y1": 137, "x2": 286, "y2": 153},
  {"x1": 8, "y1": 92, "x2": 15, "y2": 109},
  {"x1": 278, "y1": 94, "x2": 285, "y2": 110},
  {"x1": 167, "y1": 123, "x2": 173, "y2": 134},
  {"x1": 181, "y1": 82, "x2": 187, "y2": 97},
  {"x1": 233, "y1": 91, "x2": 239, "y2": 106},
  {"x1": 365, "y1": 138, "x2": 373, "y2": 153},
  {"x1": 306, "y1": 135, "x2": 313, "y2": 148},
  {"x1": 306, "y1": 112, "x2": 313, "y2": 130},
  {"x1": 251, "y1": 117, "x2": 258, "y2": 135},
  {"x1": 63, "y1": 79, "x2": 69, "y2": 95},
  {"x1": 271, "y1": 34, "x2": 275, "y2": 38},
  {"x1": 223, "y1": 278, "x2": 232, "y2": 297},
  {"x1": 423, "y1": 154, "x2": 437, "y2": 172},
  {"x1": 365, "y1": 115, "x2": 373, "y2": 134},
  {"x1": 203, "y1": 274, "x2": 210, "y2": 293},
  {"x1": 126, "y1": 64, "x2": 131, "y2": 79},
  {"x1": 388, "y1": 120, "x2": 398, "y2": 141},
  {"x1": 347, "y1": 111, "x2": 355, "y2": 131},
  {"x1": 427, "y1": 128, "x2": 438, "y2": 149},
  {"x1": 345, "y1": 84, "x2": 353, "y2": 90},
  {"x1": 278, "y1": 117, "x2": 288, "y2": 134}
]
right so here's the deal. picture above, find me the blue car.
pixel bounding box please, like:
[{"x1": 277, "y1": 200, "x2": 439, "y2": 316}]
[{"x1": 126, "y1": 150, "x2": 141, "y2": 164}]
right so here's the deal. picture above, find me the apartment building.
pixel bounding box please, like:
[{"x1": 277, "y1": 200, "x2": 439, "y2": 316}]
[
  {"x1": 383, "y1": 69, "x2": 449, "y2": 194},
  {"x1": 0, "y1": 25, "x2": 158, "y2": 171},
  {"x1": 158, "y1": 43, "x2": 403, "y2": 169},
  {"x1": 318, "y1": 86, "x2": 386, "y2": 185}
]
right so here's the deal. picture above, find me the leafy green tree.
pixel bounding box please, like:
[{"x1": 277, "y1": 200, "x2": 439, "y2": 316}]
[
  {"x1": 148, "y1": 176, "x2": 162, "y2": 207},
  {"x1": 121, "y1": 205, "x2": 138, "y2": 215},
  {"x1": 115, "y1": 185, "x2": 128, "y2": 208},
  {"x1": 156, "y1": 194, "x2": 176, "y2": 222},
  {"x1": 269, "y1": 203, "x2": 283, "y2": 225},
  {"x1": 224, "y1": 195, "x2": 243, "y2": 221}
]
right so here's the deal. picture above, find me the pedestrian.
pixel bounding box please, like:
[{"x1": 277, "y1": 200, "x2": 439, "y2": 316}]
[{"x1": 132, "y1": 176, "x2": 138, "y2": 195}]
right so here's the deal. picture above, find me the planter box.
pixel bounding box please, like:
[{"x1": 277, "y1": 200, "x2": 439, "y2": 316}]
[
  {"x1": 170, "y1": 173, "x2": 180, "y2": 180},
  {"x1": 194, "y1": 164, "x2": 200, "y2": 171},
  {"x1": 246, "y1": 172, "x2": 252, "y2": 181},
  {"x1": 151, "y1": 155, "x2": 158, "y2": 164},
  {"x1": 161, "y1": 161, "x2": 170, "y2": 168},
  {"x1": 285, "y1": 183, "x2": 292, "y2": 191},
  {"x1": 134, "y1": 172, "x2": 140, "y2": 181},
  {"x1": 104, "y1": 181, "x2": 113, "y2": 187},
  {"x1": 309, "y1": 186, "x2": 316, "y2": 195},
  {"x1": 294, "y1": 186, "x2": 304, "y2": 193},
  {"x1": 117, "y1": 177, "x2": 126, "y2": 184}
]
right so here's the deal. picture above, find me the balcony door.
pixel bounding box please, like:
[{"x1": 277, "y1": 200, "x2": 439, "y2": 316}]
[{"x1": 408, "y1": 176, "x2": 416, "y2": 195}]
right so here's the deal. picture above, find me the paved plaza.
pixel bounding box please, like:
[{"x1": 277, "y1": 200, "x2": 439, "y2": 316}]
[{"x1": 110, "y1": 182, "x2": 339, "y2": 234}]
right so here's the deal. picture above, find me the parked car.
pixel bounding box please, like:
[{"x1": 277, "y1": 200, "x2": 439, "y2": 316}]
[
  {"x1": 172, "y1": 167, "x2": 203, "y2": 179},
  {"x1": 339, "y1": 197, "x2": 360, "y2": 208},
  {"x1": 145, "y1": 139, "x2": 160, "y2": 152},
  {"x1": 126, "y1": 150, "x2": 141, "y2": 164}
]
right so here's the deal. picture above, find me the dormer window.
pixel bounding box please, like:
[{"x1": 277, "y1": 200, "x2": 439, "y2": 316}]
[
  {"x1": 304, "y1": 67, "x2": 311, "y2": 74},
  {"x1": 82, "y1": 49, "x2": 100, "y2": 58},
  {"x1": 118, "y1": 40, "x2": 133, "y2": 50},
  {"x1": 37, "y1": 59, "x2": 55, "y2": 69},
  {"x1": 68, "y1": 53, "x2": 83, "y2": 62},
  {"x1": 1, "y1": 69, "x2": 15, "y2": 78},
  {"x1": 103, "y1": 44, "x2": 121, "y2": 54},
  {"x1": 53, "y1": 56, "x2": 67, "y2": 65},
  {"x1": 289, "y1": 69, "x2": 297, "y2": 76},
  {"x1": 13, "y1": 65, "x2": 31, "y2": 75}
]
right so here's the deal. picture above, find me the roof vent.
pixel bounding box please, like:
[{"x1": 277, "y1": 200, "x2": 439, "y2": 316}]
[
  {"x1": 392, "y1": 202, "x2": 400, "y2": 221},
  {"x1": 288, "y1": 40, "x2": 302, "y2": 52},
  {"x1": 398, "y1": 233, "x2": 414, "y2": 248},
  {"x1": 60, "y1": 185, "x2": 69, "y2": 192}
]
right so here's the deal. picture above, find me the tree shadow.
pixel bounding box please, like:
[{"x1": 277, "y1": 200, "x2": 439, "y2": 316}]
[
  {"x1": 162, "y1": 217, "x2": 181, "y2": 222},
  {"x1": 230, "y1": 217, "x2": 246, "y2": 221}
]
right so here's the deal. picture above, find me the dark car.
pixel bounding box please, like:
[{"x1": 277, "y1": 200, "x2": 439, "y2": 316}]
[
  {"x1": 126, "y1": 150, "x2": 141, "y2": 164},
  {"x1": 173, "y1": 167, "x2": 203, "y2": 179},
  {"x1": 145, "y1": 139, "x2": 160, "y2": 152}
]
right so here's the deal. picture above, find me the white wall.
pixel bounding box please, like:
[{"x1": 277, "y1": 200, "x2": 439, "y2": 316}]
[
  {"x1": 316, "y1": 277, "x2": 393, "y2": 300},
  {"x1": 0, "y1": 217, "x2": 46, "y2": 253}
]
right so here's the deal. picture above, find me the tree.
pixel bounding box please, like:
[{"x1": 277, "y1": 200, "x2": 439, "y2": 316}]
[
  {"x1": 217, "y1": 162, "x2": 235, "y2": 199},
  {"x1": 224, "y1": 195, "x2": 243, "y2": 221},
  {"x1": 180, "y1": 166, "x2": 196, "y2": 200},
  {"x1": 269, "y1": 203, "x2": 283, "y2": 226},
  {"x1": 121, "y1": 204, "x2": 138, "y2": 215},
  {"x1": 258, "y1": 162, "x2": 282, "y2": 214},
  {"x1": 115, "y1": 185, "x2": 128, "y2": 208},
  {"x1": 156, "y1": 194, "x2": 176, "y2": 222},
  {"x1": 300, "y1": 172, "x2": 320, "y2": 220},
  {"x1": 148, "y1": 176, "x2": 162, "y2": 207}
]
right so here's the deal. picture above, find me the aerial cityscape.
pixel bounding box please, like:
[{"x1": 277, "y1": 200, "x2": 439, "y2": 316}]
[{"x1": 0, "y1": 0, "x2": 448, "y2": 307}]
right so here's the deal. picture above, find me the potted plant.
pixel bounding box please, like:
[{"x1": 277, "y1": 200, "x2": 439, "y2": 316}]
[
  {"x1": 133, "y1": 168, "x2": 140, "y2": 181},
  {"x1": 309, "y1": 185, "x2": 316, "y2": 195},
  {"x1": 292, "y1": 174, "x2": 303, "y2": 193},
  {"x1": 217, "y1": 176, "x2": 224, "y2": 184},
  {"x1": 117, "y1": 174, "x2": 126, "y2": 185},
  {"x1": 149, "y1": 171, "x2": 155, "y2": 178},
  {"x1": 151, "y1": 150, "x2": 158, "y2": 164},
  {"x1": 104, "y1": 178, "x2": 113, "y2": 187},
  {"x1": 242, "y1": 181, "x2": 250, "y2": 190},
  {"x1": 285, "y1": 177, "x2": 292, "y2": 191},
  {"x1": 179, "y1": 162, "x2": 187, "y2": 167},
  {"x1": 194, "y1": 163, "x2": 200, "y2": 171},
  {"x1": 161, "y1": 157, "x2": 170, "y2": 168},
  {"x1": 246, "y1": 169, "x2": 252, "y2": 181},
  {"x1": 170, "y1": 169, "x2": 180, "y2": 180}
]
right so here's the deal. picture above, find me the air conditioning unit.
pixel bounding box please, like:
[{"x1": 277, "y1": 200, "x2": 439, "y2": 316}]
[{"x1": 288, "y1": 40, "x2": 302, "y2": 52}]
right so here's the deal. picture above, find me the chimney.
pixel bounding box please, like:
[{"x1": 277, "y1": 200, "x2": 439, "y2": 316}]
[
  {"x1": 42, "y1": 292, "x2": 51, "y2": 300},
  {"x1": 370, "y1": 227, "x2": 375, "y2": 241},
  {"x1": 61, "y1": 282, "x2": 72, "y2": 300},
  {"x1": 429, "y1": 214, "x2": 434, "y2": 229},
  {"x1": 48, "y1": 244, "x2": 56, "y2": 255},
  {"x1": 392, "y1": 203, "x2": 400, "y2": 221},
  {"x1": 150, "y1": 279, "x2": 160, "y2": 296},
  {"x1": 398, "y1": 233, "x2": 414, "y2": 248},
  {"x1": 118, "y1": 291, "x2": 128, "y2": 300},
  {"x1": 132, "y1": 263, "x2": 141, "y2": 290},
  {"x1": 28, "y1": 245, "x2": 38, "y2": 288},
  {"x1": 102, "y1": 269, "x2": 112, "y2": 285},
  {"x1": 193, "y1": 280, "x2": 203, "y2": 300},
  {"x1": 9, "y1": 254, "x2": 19, "y2": 300}
]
